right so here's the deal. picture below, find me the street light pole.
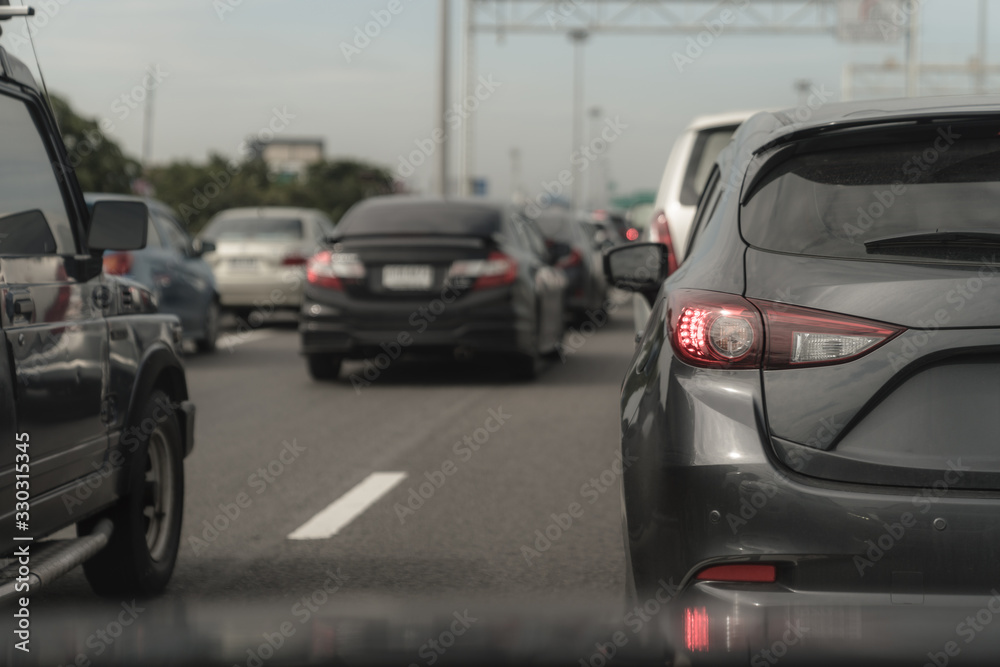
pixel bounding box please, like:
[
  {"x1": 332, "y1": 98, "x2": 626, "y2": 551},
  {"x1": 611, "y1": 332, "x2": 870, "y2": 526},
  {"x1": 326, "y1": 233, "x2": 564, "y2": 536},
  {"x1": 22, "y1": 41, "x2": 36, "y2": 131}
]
[
  {"x1": 569, "y1": 29, "x2": 588, "y2": 213},
  {"x1": 438, "y1": 0, "x2": 451, "y2": 196}
]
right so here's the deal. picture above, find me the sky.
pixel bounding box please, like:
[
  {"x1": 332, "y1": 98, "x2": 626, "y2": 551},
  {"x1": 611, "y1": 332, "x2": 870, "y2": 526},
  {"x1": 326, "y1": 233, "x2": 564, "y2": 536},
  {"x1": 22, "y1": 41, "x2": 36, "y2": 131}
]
[{"x1": 3, "y1": 0, "x2": 997, "y2": 205}]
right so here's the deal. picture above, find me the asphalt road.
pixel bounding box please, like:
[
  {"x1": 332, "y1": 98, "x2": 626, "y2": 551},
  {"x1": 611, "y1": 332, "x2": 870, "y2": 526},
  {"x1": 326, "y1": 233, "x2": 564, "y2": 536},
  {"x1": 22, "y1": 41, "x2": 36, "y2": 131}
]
[{"x1": 33, "y1": 298, "x2": 636, "y2": 611}]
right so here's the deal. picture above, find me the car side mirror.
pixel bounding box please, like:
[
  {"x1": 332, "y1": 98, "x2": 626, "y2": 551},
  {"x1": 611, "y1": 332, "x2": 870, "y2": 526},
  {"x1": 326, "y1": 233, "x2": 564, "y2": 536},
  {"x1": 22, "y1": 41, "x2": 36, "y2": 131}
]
[
  {"x1": 603, "y1": 243, "x2": 670, "y2": 300},
  {"x1": 87, "y1": 201, "x2": 148, "y2": 252}
]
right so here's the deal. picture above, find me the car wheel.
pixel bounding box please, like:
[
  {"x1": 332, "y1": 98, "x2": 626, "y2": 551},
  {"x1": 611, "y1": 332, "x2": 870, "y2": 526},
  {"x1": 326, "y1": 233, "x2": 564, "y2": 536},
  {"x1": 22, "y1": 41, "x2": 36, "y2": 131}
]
[
  {"x1": 196, "y1": 300, "x2": 220, "y2": 353},
  {"x1": 307, "y1": 353, "x2": 343, "y2": 380},
  {"x1": 78, "y1": 390, "x2": 184, "y2": 598}
]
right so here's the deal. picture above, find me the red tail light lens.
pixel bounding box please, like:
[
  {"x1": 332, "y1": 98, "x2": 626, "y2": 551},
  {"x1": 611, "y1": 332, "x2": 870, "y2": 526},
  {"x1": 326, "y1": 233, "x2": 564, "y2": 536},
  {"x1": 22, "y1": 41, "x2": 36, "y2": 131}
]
[
  {"x1": 696, "y1": 564, "x2": 776, "y2": 583},
  {"x1": 668, "y1": 290, "x2": 764, "y2": 369},
  {"x1": 625, "y1": 228, "x2": 640, "y2": 242},
  {"x1": 684, "y1": 607, "x2": 710, "y2": 653},
  {"x1": 749, "y1": 299, "x2": 904, "y2": 368},
  {"x1": 652, "y1": 210, "x2": 679, "y2": 273},
  {"x1": 282, "y1": 255, "x2": 308, "y2": 266},
  {"x1": 555, "y1": 248, "x2": 582, "y2": 269},
  {"x1": 668, "y1": 290, "x2": 905, "y2": 370},
  {"x1": 103, "y1": 252, "x2": 133, "y2": 276},
  {"x1": 306, "y1": 251, "x2": 366, "y2": 291},
  {"x1": 449, "y1": 251, "x2": 518, "y2": 290}
]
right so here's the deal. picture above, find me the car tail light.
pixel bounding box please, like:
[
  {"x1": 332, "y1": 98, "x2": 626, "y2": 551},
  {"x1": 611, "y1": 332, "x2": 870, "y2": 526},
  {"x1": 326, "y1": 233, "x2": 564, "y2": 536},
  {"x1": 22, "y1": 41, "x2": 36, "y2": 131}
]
[
  {"x1": 306, "y1": 251, "x2": 366, "y2": 291},
  {"x1": 555, "y1": 248, "x2": 582, "y2": 270},
  {"x1": 685, "y1": 607, "x2": 710, "y2": 653},
  {"x1": 625, "y1": 228, "x2": 640, "y2": 241},
  {"x1": 103, "y1": 252, "x2": 133, "y2": 276},
  {"x1": 448, "y1": 251, "x2": 517, "y2": 290},
  {"x1": 651, "y1": 210, "x2": 679, "y2": 273},
  {"x1": 668, "y1": 290, "x2": 764, "y2": 369},
  {"x1": 282, "y1": 254, "x2": 308, "y2": 266},
  {"x1": 668, "y1": 290, "x2": 905, "y2": 370},
  {"x1": 749, "y1": 298, "x2": 904, "y2": 368},
  {"x1": 696, "y1": 564, "x2": 776, "y2": 583}
]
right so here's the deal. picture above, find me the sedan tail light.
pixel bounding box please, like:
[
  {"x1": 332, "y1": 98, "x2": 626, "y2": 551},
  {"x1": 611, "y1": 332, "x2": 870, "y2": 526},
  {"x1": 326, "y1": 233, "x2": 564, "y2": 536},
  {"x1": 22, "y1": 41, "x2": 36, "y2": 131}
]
[
  {"x1": 103, "y1": 252, "x2": 133, "y2": 276},
  {"x1": 668, "y1": 290, "x2": 905, "y2": 370},
  {"x1": 651, "y1": 210, "x2": 679, "y2": 273},
  {"x1": 306, "y1": 251, "x2": 366, "y2": 291},
  {"x1": 448, "y1": 251, "x2": 518, "y2": 290}
]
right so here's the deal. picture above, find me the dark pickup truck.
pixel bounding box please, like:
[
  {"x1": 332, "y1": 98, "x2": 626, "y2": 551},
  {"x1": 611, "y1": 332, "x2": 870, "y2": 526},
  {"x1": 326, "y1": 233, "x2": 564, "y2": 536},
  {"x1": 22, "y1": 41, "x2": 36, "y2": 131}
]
[{"x1": 0, "y1": 27, "x2": 193, "y2": 598}]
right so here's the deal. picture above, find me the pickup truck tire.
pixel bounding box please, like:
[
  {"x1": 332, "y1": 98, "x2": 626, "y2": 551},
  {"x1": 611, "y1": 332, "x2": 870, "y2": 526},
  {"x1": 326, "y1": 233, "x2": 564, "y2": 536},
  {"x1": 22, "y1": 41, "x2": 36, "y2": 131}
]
[{"x1": 78, "y1": 390, "x2": 184, "y2": 598}]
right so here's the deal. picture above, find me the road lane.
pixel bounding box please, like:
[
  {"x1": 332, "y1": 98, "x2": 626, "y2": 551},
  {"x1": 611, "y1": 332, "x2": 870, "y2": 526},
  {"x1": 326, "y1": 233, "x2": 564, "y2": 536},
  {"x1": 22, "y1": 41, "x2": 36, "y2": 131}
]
[{"x1": 33, "y1": 301, "x2": 636, "y2": 608}]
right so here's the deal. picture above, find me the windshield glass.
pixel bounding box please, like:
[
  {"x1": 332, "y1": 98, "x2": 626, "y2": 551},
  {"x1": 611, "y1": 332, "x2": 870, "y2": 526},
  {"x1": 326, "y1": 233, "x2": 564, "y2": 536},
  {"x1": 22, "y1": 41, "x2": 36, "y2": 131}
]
[
  {"x1": 201, "y1": 217, "x2": 303, "y2": 240},
  {"x1": 743, "y1": 131, "x2": 1000, "y2": 264},
  {"x1": 337, "y1": 200, "x2": 501, "y2": 237}
]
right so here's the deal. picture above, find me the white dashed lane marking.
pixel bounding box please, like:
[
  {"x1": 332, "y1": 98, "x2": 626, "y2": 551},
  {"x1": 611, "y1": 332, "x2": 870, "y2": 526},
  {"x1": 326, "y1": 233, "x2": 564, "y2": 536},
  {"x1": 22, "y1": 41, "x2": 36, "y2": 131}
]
[{"x1": 287, "y1": 472, "x2": 408, "y2": 540}]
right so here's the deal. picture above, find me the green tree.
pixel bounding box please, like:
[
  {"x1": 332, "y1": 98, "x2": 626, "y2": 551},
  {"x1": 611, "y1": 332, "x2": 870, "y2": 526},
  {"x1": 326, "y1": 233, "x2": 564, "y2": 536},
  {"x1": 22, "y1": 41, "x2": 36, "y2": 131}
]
[{"x1": 49, "y1": 94, "x2": 141, "y2": 193}]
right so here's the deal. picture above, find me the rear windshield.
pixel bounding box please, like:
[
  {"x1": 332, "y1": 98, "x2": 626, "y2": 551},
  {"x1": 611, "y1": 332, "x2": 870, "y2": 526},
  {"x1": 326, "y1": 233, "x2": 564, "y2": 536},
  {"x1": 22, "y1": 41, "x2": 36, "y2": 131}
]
[
  {"x1": 680, "y1": 125, "x2": 739, "y2": 205},
  {"x1": 337, "y1": 201, "x2": 501, "y2": 237},
  {"x1": 742, "y1": 132, "x2": 1000, "y2": 264},
  {"x1": 202, "y1": 217, "x2": 303, "y2": 240}
]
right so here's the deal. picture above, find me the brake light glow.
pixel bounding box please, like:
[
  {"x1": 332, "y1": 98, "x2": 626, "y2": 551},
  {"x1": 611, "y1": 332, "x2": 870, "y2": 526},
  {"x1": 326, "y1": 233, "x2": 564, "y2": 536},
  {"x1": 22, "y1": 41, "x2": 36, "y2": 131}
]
[
  {"x1": 625, "y1": 228, "x2": 640, "y2": 241},
  {"x1": 103, "y1": 252, "x2": 133, "y2": 276},
  {"x1": 668, "y1": 290, "x2": 905, "y2": 370},
  {"x1": 306, "y1": 251, "x2": 366, "y2": 291},
  {"x1": 696, "y1": 564, "x2": 776, "y2": 583},
  {"x1": 448, "y1": 251, "x2": 518, "y2": 290},
  {"x1": 685, "y1": 607, "x2": 710, "y2": 653}
]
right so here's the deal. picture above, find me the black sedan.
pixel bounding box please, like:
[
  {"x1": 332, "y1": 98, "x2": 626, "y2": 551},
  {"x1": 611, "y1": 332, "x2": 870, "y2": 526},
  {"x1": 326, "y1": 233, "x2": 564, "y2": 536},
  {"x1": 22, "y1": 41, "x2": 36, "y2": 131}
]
[
  {"x1": 605, "y1": 97, "x2": 1000, "y2": 662},
  {"x1": 300, "y1": 196, "x2": 566, "y2": 381}
]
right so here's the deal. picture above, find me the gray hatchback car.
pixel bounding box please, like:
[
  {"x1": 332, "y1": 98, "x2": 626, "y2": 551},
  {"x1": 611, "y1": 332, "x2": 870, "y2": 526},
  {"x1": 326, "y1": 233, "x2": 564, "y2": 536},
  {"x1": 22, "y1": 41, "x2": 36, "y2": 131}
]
[{"x1": 606, "y1": 96, "x2": 1000, "y2": 661}]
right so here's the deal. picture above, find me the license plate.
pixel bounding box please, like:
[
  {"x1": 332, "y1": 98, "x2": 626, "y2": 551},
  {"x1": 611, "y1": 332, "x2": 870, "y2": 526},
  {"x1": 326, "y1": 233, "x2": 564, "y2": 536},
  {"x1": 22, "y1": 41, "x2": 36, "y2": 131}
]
[
  {"x1": 383, "y1": 265, "x2": 433, "y2": 290},
  {"x1": 229, "y1": 258, "x2": 258, "y2": 271}
]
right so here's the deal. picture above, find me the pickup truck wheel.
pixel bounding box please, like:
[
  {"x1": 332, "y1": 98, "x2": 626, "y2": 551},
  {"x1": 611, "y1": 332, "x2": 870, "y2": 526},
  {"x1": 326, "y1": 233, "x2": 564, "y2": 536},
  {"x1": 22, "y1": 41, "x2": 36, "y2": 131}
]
[{"x1": 78, "y1": 390, "x2": 184, "y2": 598}]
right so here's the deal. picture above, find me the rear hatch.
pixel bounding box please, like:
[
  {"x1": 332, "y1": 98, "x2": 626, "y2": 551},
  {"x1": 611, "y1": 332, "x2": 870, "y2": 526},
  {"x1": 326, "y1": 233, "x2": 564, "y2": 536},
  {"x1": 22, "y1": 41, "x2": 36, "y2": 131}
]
[
  {"x1": 330, "y1": 199, "x2": 504, "y2": 302},
  {"x1": 742, "y1": 122, "x2": 1000, "y2": 490},
  {"x1": 204, "y1": 217, "x2": 312, "y2": 278}
]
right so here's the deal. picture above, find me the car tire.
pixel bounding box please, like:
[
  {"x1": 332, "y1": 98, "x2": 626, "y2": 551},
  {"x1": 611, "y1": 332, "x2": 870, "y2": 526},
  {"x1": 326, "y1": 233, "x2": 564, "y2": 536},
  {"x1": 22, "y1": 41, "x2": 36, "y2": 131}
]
[
  {"x1": 307, "y1": 353, "x2": 343, "y2": 380},
  {"x1": 510, "y1": 348, "x2": 541, "y2": 381},
  {"x1": 78, "y1": 390, "x2": 184, "y2": 598},
  {"x1": 196, "y1": 300, "x2": 220, "y2": 353}
]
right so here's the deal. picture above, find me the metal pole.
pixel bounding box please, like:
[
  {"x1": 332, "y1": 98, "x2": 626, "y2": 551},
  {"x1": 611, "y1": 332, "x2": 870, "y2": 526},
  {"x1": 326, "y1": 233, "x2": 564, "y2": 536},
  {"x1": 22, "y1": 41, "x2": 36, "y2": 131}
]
[
  {"x1": 142, "y1": 69, "x2": 154, "y2": 172},
  {"x1": 569, "y1": 29, "x2": 588, "y2": 212},
  {"x1": 459, "y1": 0, "x2": 475, "y2": 196},
  {"x1": 977, "y1": 0, "x2": 988, "y2": 94},
  {"x1": 905, "y1": 2, "x2": 920, "y2": 97},
  {"x1": 438, "y1": 0, "x2": 451, "y2": 196}
]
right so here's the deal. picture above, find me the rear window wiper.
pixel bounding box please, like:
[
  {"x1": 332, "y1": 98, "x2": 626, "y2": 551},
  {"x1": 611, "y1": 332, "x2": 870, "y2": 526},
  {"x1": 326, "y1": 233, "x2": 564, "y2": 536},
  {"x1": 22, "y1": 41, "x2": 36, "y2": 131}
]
[{"x1": 865, "y1": 230, "x2": 1000, "y2": 249}]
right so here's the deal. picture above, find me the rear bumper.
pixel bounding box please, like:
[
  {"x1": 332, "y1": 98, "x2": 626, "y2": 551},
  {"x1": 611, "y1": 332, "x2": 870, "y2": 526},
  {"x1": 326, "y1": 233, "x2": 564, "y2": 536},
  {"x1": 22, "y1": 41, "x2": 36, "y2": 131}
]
[
  {"x1": 215, "y1": 271, "x2": 304, "y2": 308},
  {"x1": 660, "y1": 583, "x2": 1000, "y2": 665},
  {"x1": 299, "y1": 284, "x2": 533, "y2": 357},
  {"x1": 624, "y1": 358, "x2": 1000, "y2": 607}
]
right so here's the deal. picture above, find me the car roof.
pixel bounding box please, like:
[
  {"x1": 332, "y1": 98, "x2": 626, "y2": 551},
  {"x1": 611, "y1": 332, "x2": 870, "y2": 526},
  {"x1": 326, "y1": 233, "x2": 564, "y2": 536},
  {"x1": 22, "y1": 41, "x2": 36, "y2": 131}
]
[
  {"x1": 84, "y1": 192, "x2": 168, "y2": 210},
  {"x1": 735, "y1": 94, "x2": 1000, "y2": 157},
  {"x1": 210, "y1": 206, "x2": 328, "y2": 220},
  {"x1": 685, "y1": 110, "x2": 759, "y2": 132},
  {"x1": 350, "y1": 195, "x2": 506, "y2": 213}
]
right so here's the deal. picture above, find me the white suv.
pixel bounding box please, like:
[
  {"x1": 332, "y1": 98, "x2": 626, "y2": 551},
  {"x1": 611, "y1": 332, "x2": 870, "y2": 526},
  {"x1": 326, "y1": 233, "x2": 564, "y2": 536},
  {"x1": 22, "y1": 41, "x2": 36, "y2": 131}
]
[{"x1": 634, "y1": 111, "x2": 756, "y2": 331}]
